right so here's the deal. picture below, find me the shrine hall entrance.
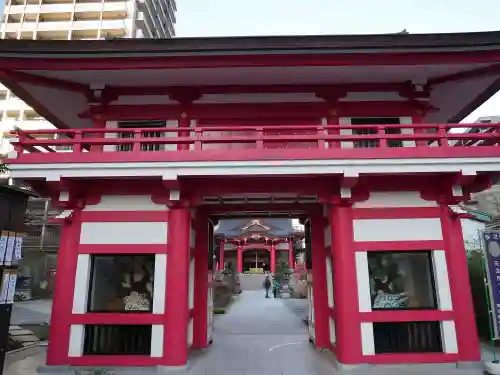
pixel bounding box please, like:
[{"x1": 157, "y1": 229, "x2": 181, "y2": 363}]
[{"x1": 242, "y1": 249, "x2": 270, "y2": 273}]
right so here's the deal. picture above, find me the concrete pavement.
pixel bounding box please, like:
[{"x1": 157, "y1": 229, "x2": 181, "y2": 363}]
[
  {"x1": 1, "y1": 292, "x2": 494, "y2": 375},
  {"x1": 11, "y1": 299, "x2": 52, "y2": 325}
]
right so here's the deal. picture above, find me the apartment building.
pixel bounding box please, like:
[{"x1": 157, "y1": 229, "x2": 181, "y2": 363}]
[{"x1": 0, "y1": 0, "x2": 177, "y2": 153}]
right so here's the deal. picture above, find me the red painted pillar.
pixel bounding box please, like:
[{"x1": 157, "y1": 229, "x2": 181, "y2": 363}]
[
  {"x1": 178, "y1": 114, "x2": 190, "y2": 151},
  {"x1": 91, "y1": 116, "x2": 106, "y2": 153},
  {"x1": 192, "y1": 214, "x2": 209, "y2": 349},
  {"x1": 329, "y1": 203, "x2": 362, "y2": 364},
  {"x1": 237, "y1": 246, "x2": 243, "y2": 273},
  {"x1": 46, "y1": 210, "x2": 82, "y2": 365},
  {"x1": 270, "y1": 244, "x2": 276, "y2": 273},
  {"x1": 288, "y1": 240, "x2": 295, "y2": 269},
  {"x1": 219, "y1": 243, "x2": 224, "y2": 271},
  {"x1": 439, "y1": 204, "x2": 481, "y2": 362},
  {"x1": 163, "y1": 206, "x2": 191, "y2": 366},
  {"x1": 310, "y1": 213, "x2": 330, "y2": 349}
]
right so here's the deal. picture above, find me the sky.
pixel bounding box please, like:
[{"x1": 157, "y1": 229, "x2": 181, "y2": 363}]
[{"x1": 174, "y1": 0, "x2": 500, "y2": 122}]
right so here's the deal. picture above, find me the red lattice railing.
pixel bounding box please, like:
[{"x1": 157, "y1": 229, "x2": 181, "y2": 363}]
[{"x1": 7, "y1": 123, "x2": 500, "y2": 162}]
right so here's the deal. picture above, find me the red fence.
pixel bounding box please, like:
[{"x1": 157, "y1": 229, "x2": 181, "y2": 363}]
[{"x1": 7, "y1": 123, "x2": 500, "y2": 163}]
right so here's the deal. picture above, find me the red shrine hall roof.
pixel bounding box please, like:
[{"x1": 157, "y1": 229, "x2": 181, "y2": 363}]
[{"x1": 0, "y1": 31, "x2": 499, "y2": 128}]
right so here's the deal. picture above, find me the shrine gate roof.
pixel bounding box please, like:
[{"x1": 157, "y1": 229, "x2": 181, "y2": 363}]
[
  {"x1": 0, "y1": 31, "x2": 499, "y2": 129},
  {"x1": 215, "y1": 218, "x2": 297, "y2": 237}
]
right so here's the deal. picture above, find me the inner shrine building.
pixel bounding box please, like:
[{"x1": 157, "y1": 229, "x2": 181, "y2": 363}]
[
  {"x1": 214, "y1": 218, "x2": 304, "y2": 273},
  {"x1": 1, "y1": 31, "x2": 500, "y2": 371}
]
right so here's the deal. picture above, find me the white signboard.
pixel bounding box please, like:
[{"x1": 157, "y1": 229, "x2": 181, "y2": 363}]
[
  {"x1": 14, "y1": 235, "x2": 23, "y2": 262},
  {"x1": 4, "y1": 234, "x2": 15, "y2": 265},
  {"x1": 5, "y1": 274, "x2": 17, "y2": 304}
]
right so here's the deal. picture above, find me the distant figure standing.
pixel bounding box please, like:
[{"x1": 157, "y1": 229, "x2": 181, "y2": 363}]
[
  {"x1": 264, "y1": 275, "x2": 271, "y2": 298},
  {"x1": 273, "y1": 277, "x2": 280, "y2": 299}
]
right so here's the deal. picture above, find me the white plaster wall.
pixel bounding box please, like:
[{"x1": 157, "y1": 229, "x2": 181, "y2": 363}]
[
  {"x1": 72, "y1": 254, "x2": 91, "y2": 314},
  {"x1": 80, "y1": 222, "x2": 168, "y2": 245},
  {"x1": 83, "y1": 195, "x2": 168, "y2": 211},
  {"x1": 355, "y1": 251, "x2": 372, "y2": 312},
  {"x1": 324, "y1": 225, "x2": 332, "y2": 248},
  {"x1": 326, "y1": 256, "x2": 334, "y2": 308},
  {"x1": 353, "y1": 218, "x2": 442, "y2": 242},
  {"x1": 207, "y1": 283, "x2": 214, "y2": 342},
  {"x1": 150, "y1": 325, "x2": 164, "y2": 357},
  {"x1": 189, "y1": 258, "x2": 195, "y2": 310},
  {"x1": 354, "y1": 191, "x2": 438, "y2": 208},
  {"x1": 329, "y1": 318, "x2": 336, "y2": 345},
  {"x1": 187, "y1": 317, "x2": 194, "y2": 347},
  {"x1": 308, "y1": 283, "x2": 315, "y2": 340},
  {"x1": 165, "y1": 120, "x2": 180, "y2": 151},
  {"x1": 339, "y1": 117, "x2": 353, "y2": 149},
  {"x1": 360, "y1": 322, "x2": 375, "y2": 355},
  {"x1": 190, "y1": 227, "x2": 196, "y2": 249},
  {"x1": 441, "y1": 320, "x2": 459, "y2": 353},
  {"x1": 400, "y1": 116, "x2": 416, "y2": 148},
  {"x1": 68, "y1": 325, "x2": 85, "y2": 357},
  {"x1": 432, "y1": 250, "x2": 453, "y2": 311},
  {"x1": 276, "y1": 243, "x2": 288, "y2": 250},
  {"x1": 103, "y1": 121, "x2": 118, "y2": 152},
  {"x1": 153, "y1": 254, "x2": 167, "y2": 314}
]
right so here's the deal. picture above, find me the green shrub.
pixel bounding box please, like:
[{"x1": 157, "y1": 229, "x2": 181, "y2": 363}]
[
  {"x1": 213, "y1": 307, "x2": 227, "y2": 314},
  {"x1": 468, "y1": 250, "x2": 492, "y2": 340}
]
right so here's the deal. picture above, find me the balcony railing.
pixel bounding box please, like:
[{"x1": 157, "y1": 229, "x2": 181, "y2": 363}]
[{"x1": 7, "y1": 123, "x2": 500, "y2": 164}]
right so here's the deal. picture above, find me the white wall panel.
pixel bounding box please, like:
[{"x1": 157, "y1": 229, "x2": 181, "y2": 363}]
[
  {"x1": 150, "y1": 325, "x2": 164, "y2": 357},
  {"x1": 84, "y1": 195, "x2": 168, "y2": 212},
  {"x1": 324, "y1": 225, "x2": 332, "y2": 248},
  {"x1": 441, "y1": 320, "x2": 459, "y2": 353},
  {"x1": 68, "y1": 325, "x2": 84, "y2": 357},
  {"x1": 355, "y1": 252, "x2": 372, "y2": 312},
  {"x1": 353, "y1": 218, "x2": 442, "y2": 242},
  {"x1": 80, "y1": 222, "x2": 168, "y2": 245},
  {"x1": 360, "y1": 322, "x2": 375, "y2": 355},
  {"x1": 189, "y1": 258, "x2": 195, "y2": 310},
  {"x1": 72, "y1": 254, "x2": 91, "y2": 314},
  {"x1": 432, "y1": 250, "x2": 453, "y2": 310},
  {"x1": 153, "y1": 254, "x2": 167, "y2": 314},
  {"x1": 326, "y1": 256, "x2": 334, "y2": 308},
  {"x1": 354, "y1": 191, "x2": 437, "y2": 208}
]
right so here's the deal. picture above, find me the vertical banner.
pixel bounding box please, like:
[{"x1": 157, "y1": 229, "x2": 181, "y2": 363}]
[
  {"x1": 483, "y1": 231, "x2": 500, "y2": 339},
  {"x1": 13, "y1": 234, "x2": 23, "y2": 264},
  {"x1": 0, "y1": 231, "x2": 8, "y2": 265},
  {"x1": 4, "y1": 233, "x2": 15, "y2": 266}
]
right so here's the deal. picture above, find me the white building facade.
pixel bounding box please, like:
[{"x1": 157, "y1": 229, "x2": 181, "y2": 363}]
[{"x1": 0, "y1": 0, "x2": 176, "y2": 154}]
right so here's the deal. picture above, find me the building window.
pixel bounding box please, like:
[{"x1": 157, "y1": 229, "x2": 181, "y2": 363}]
[
  {"x1": 373, "y1": 321, "x2": 443, "y2": 353},
  {"x1": 368, "y1": 251, "x2": 436, "y2": 309},
  {"x1": 117, "y1": 121, "x2": 166, "y2": 152},
  {"x1": 87, "y1": 254, "x2": 155, "y2": 313},
  {"x1": 84, "y1": 325, "x2": 152, "y2": 355},
  {"x1": 351, "y1": 117, "x2": 403, "y2": 148}
]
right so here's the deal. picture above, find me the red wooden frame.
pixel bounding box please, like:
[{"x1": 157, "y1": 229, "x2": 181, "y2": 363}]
[
  {"x1": 8, "y1": 122, "x2": 500, "y2": 166},
  {"x1": 45, "y1": 185, "x2": 479, "y2": 367}
]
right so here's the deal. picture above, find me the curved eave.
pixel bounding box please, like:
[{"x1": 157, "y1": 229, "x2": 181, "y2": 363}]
[{"x1": 0, "y1": 30, "x2": 500, "y2": 57}]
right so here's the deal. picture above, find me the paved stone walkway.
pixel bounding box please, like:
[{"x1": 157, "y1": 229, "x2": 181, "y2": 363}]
[
  {"x1": 1, "y1": 292, "x2": 493, "y2": 375},
  {"x1": 188, "y1": 290, "x2": 332, "y2": 375}
]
